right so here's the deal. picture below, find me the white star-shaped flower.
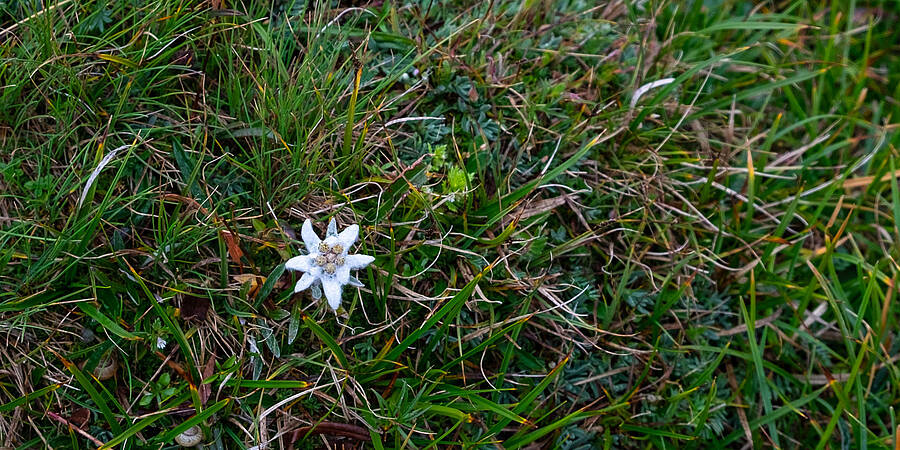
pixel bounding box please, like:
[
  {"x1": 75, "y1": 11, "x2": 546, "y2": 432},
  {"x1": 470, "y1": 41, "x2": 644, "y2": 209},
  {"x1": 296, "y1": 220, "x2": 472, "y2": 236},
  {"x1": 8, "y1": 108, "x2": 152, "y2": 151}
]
[{"x1": 285, "y1": 218, "x2": 374, "y2": 310}]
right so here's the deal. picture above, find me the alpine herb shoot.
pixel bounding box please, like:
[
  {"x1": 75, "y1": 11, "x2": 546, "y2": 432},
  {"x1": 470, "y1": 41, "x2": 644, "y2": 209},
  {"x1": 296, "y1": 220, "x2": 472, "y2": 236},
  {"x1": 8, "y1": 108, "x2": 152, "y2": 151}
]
[{"x1": 286, "y1": 218, "x2": 374, "y2": 310}]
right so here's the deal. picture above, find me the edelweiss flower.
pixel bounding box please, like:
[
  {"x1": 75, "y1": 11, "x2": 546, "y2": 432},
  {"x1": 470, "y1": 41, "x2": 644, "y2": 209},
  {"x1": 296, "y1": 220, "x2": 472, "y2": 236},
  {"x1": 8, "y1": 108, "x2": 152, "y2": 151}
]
[{"x1": 285, "y1": 218, "x2": 374, "y2": 310}]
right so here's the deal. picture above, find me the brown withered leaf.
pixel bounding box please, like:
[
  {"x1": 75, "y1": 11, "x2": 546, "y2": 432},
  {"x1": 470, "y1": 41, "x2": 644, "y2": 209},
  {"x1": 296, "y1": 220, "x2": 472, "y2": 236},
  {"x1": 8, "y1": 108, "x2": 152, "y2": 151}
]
[
  {"x1": 68, "y1": 407, "x2": 90, "y2": 428},
  {"x1": 181, "y1": 295, "x2": 210, "y2": 322},
  {"x1": 220, "y1": 230, "x2": 244, "y2": 270},
  {"x1": 199, "y1": 354, "x2": 216, "y2": 406}
]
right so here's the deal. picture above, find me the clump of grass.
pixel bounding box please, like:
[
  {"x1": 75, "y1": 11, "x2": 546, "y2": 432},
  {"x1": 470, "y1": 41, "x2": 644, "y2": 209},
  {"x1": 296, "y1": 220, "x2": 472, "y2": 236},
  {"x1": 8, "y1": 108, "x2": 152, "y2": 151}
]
[{"x1": 1, "y1": 0, "x2": 899, "y2": 448}]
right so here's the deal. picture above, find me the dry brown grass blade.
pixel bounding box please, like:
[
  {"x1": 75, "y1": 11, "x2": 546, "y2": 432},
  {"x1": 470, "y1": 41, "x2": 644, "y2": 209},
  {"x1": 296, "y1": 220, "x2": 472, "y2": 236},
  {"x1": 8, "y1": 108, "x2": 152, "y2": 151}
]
[{"x1": 843, "y1": 169, "x2": 900, "y2": 190}]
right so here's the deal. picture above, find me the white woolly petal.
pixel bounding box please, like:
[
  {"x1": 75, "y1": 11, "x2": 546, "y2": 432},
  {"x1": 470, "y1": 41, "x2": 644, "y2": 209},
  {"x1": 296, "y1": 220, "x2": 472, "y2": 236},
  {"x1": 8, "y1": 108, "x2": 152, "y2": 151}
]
[
  {"x1": 301, "y1": 219, "x2": 321, "y2": 251},
  {"x1": 334, "y1": 266, "x2": 351, "y2": 286},
  {"x1": 285, "y1": 255, "x2": 314, "y2": 272},
  {"x1": 336, "y1": 224, "x2": 360, "y2": 249},
  {"x1": 344, "y1": 254, "x2": 374, "y2": 270},
  {"x1": 326, "y1": 218, "x2": 338, "y2": 238},
  {"x1": 294, "y1": 273, "x2": 317, "y2": 292},
  {"x1": 347, "y1": 275, "x2": 365, "y2": 288},
  {"x1": 322, "y1": 278, "x2": 343, "y2": 310},
  {"x1": 310, "y1": 281, "x2": 322, "y2": 300}
]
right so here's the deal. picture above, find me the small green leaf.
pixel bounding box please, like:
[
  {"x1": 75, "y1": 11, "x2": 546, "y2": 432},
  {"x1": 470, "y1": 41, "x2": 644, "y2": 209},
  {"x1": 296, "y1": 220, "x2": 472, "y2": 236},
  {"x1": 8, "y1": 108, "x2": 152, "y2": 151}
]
[
  {"x1": 255, "y1": 263, "x2": 285, "y2": 307},
  {"x1": 288, "y1": 301, "x2": 302, "y2": 345}
]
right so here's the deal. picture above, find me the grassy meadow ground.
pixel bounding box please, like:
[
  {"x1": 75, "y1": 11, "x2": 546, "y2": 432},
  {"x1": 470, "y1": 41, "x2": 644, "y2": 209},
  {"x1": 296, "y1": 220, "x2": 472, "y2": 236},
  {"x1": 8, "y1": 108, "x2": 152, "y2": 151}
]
[{"x1": 1, "y1": 0, "x2": 900, "y2": 448}]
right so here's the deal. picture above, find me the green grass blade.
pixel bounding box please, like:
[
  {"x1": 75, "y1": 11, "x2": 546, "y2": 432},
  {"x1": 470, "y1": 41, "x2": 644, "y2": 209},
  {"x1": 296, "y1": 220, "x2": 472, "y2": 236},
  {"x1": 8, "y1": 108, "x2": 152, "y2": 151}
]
[
  {"x1": 76, "y1": 302, "x2": 142, "y2": 341},
  {"x1": 303, "y1": 314, "x2": 350, "y2": 369}
]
